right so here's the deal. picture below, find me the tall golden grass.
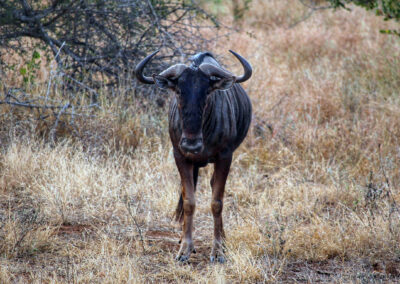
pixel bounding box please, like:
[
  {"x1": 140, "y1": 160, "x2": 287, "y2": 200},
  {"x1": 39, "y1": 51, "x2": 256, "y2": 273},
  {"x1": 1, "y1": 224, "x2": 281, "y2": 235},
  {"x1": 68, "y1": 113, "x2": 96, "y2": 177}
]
[{"x1": 1, "y1": 1, "x2": 400, "y2": 282}]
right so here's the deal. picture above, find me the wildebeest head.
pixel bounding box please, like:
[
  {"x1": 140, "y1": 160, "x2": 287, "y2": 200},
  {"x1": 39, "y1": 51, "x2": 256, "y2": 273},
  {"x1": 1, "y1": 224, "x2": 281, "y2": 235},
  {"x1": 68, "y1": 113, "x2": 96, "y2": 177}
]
[{"x1": 135, "y1": 50, "x2": 252, "y2": 154}]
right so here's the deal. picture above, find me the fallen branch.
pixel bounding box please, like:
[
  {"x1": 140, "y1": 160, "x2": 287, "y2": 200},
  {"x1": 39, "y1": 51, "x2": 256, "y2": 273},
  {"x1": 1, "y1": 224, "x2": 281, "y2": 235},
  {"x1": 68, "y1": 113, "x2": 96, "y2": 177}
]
[{"x1": 0, "y1": 99, "x2": 71, "y2": 110}]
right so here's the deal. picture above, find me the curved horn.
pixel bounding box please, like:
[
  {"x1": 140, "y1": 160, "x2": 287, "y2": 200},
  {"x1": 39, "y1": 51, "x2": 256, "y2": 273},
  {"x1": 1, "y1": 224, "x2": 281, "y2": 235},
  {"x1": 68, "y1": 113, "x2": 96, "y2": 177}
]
[
  {"x1": 135, "y1": 50, "x2": 159, "y2": 84},
  {"x1": 229, "y1": 50, "x2": 252, "y2": 83},
  {"x1": 199, "y1": 63, "x2": 234, "y2": 79},
  {"x1": 159, "y1": 64, "x2": 187, "y2": 79}
]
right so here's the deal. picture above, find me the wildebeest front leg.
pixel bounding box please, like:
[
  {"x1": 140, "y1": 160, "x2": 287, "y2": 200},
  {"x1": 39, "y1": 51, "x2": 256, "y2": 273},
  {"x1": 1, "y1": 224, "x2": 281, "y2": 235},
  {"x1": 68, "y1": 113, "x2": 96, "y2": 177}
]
[
  {"x1": 174, "y1": 151, "x2": 196, "y2": 262},
  {"x1": 210, "y1": 155, "x2": 232, "y2": 263}
]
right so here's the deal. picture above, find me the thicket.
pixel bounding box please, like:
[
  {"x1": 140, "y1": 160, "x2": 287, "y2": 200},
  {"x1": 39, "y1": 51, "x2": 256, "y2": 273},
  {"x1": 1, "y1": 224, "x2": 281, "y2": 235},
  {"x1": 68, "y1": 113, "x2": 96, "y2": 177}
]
[
  {"x1": 0, "y1": 0, "x2": 220, "y2": 145},
  {"x1": 0, "y1": 0, "x2": 216, "y2": 91}
]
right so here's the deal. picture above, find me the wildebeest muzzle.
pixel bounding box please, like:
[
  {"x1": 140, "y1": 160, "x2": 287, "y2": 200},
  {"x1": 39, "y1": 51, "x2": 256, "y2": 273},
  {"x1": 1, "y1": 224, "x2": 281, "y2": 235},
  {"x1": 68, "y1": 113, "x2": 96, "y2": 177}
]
[{"x1": 179, "y1": 133, "x2": 203, "y2": 154}]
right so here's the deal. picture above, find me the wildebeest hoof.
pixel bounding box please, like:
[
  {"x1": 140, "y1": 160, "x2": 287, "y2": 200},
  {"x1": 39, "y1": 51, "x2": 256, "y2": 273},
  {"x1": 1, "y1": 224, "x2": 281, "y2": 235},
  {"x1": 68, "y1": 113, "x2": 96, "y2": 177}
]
[
  {"x1": 210, "y1": 241, "x2": 225, "y2": 263},
  {"x1": 210, "y1": 255, "x2": 225, "y2": 264},
  {"x1": 175, "y1": 241, "x2": 195, "y2": 262},
  {"x1": 176, "y1": 255, "x2": 190, "y2": 262}
]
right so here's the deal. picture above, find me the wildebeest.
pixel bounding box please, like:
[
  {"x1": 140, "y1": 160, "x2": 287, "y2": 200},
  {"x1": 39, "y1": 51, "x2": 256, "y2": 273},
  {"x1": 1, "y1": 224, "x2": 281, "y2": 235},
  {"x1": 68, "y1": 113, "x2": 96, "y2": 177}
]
[{"x1": 135, "y1": 50, "x2": 252, "y2": 263}]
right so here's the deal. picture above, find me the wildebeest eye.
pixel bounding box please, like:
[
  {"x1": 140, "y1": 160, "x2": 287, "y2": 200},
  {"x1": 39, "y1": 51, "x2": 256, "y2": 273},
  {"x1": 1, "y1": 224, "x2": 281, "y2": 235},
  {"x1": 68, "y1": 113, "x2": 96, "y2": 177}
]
[
  {"x1": 154, "y1": 75, "x2": 176, "y2": 90},
  {"x1": 208, "y1": 77, "x2": 234, "y2": 93}
]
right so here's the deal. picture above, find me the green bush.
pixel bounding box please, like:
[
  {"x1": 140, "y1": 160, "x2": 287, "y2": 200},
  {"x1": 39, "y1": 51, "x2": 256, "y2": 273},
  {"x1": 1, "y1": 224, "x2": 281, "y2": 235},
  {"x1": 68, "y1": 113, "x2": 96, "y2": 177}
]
[{"x1": 326, "y1": 0, "x2": 400, "y2": 36}]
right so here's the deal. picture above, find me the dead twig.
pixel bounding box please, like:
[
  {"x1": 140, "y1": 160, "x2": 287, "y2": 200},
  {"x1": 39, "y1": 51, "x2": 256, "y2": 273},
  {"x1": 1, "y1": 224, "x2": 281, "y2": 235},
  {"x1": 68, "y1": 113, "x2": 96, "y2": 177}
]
[
  {"x1": 50, "y1": 102, "x2": 70, "y2": 144},
  {"x1": 291, "y1": 0, "x2": 336, "y2": 28},
  {"x1": 124, "y1": 196, "x2": 146, "y2": 253},
  {"x1": 0, "y1": 99, "x2": 70, "y2": 110},
  {"x1": 377, "y1": 144, "x2": 400, "y2": 234}
]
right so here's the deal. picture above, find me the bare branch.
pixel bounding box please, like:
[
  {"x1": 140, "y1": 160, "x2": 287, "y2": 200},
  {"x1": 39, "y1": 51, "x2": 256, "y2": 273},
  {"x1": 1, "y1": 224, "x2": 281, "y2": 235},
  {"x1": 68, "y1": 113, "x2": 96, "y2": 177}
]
[
  {"x1": 1, "y1": 0, "x2": 221, "y2": 93},
  {"x1": 291, "y1": 0, "x2": 336, "y2": 28},
  {"x1": 50, "y1": 102, "x2": 70, "y2": 144}
]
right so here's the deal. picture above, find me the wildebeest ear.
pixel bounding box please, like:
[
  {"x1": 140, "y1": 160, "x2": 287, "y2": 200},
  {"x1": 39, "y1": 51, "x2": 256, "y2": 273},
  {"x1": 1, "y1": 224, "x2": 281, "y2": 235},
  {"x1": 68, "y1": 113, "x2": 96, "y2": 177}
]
[
  {"x1": 210, "y1": 77, "x2": 235, "y2": 92},
  {"x1": 153, "y1": 74, "x2": 176, "y2": 90}
]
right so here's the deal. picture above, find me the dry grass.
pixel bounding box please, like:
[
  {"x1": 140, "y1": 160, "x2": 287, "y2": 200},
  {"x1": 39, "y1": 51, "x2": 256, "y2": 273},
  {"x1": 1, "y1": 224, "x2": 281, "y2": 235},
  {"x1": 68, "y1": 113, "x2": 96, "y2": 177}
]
[{"x1": 1, "y1": 1, "x2": 400, "y2": 282}]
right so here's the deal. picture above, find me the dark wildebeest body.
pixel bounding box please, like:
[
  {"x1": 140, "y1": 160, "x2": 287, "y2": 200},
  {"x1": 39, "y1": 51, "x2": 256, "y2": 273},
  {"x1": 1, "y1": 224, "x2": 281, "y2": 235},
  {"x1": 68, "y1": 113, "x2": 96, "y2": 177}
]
[{"x1": 135, "y1": 50, "x2": 252, "y2": 263}]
